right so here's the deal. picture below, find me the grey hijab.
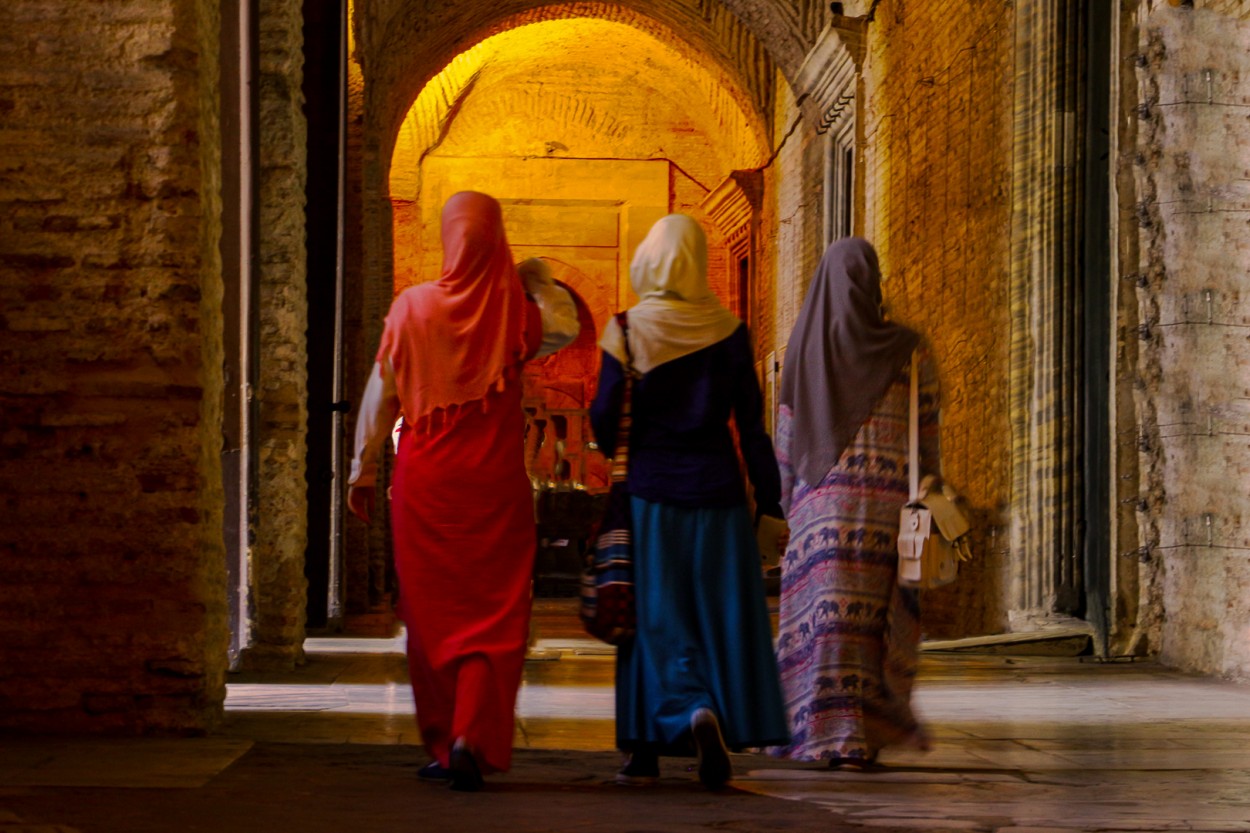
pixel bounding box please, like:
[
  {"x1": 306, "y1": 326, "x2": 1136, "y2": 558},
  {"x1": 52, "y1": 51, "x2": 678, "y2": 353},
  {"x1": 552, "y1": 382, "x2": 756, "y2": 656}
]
[{"x1": 780, "y1": 237, "x2": 919, "y2": 491}]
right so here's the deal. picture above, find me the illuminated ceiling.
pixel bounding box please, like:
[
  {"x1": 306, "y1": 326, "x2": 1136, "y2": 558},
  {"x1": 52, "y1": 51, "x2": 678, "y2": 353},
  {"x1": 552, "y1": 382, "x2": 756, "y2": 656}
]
[{"x1": 389, "y1": 17, "x2": 770, "y2": 199}]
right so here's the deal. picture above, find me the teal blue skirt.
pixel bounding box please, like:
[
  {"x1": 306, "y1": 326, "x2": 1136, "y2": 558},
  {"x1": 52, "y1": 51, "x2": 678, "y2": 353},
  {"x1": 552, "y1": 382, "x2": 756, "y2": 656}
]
[{"x1": 615, "y1": 497, "x2": 790, "y2": 752}]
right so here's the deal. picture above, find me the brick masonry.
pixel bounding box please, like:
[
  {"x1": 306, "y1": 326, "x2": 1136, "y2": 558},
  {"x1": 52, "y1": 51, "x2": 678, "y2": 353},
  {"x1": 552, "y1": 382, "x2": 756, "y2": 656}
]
[
  {"x1": 0, "y1": 0, "x2": 229, "y2": 731},
  {"x1": 857, "y1": 1, "x2": 1015, "y2": 639},
  {"x1": 2, "y1": 0, "x2": 1248, "y2": 738}
]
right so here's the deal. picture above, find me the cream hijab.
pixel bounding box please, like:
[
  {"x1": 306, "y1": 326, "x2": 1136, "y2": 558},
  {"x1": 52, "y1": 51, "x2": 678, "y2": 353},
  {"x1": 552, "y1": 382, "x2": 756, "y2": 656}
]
[{"x1": 599, "y1": 214, "x2": 740, "y2": 373}]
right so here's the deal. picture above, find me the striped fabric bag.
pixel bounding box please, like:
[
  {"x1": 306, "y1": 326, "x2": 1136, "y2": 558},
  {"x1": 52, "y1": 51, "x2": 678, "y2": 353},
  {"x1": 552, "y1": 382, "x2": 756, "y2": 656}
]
[{"x1": 579, "y1": 313, "x2": 637, "y2": 645}]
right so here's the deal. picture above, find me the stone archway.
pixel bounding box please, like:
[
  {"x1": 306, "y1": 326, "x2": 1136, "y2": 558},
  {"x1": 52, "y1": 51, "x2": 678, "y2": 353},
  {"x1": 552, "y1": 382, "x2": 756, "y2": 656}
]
[
  {"x1": 338, "y1": 2, "x2": 801, "y2": 625},
  {"x1": 347, "y1": 2, "x2": 808, "y2": 388}
]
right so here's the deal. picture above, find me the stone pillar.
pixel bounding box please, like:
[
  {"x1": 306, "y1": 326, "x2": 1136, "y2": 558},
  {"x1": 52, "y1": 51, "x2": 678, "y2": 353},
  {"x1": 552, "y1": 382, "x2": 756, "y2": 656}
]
[
  {"x1": 0, "y1": 0, "x2": 229, "y2": 732},
  {"x1": 1119, "y1": 1, "x2": 1250, "y2": 677},
  {"x1": 240, "y1": 0, "x2": 309, "y2": 669},
  {"x1": 1008, "y1": 0, "x2": 1088, "y2": 628}
]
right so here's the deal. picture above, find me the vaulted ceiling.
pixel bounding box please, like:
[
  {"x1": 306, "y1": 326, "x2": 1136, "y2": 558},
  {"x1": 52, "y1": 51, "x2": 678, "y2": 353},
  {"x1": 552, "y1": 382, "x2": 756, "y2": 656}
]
[
  {"x1": 353, "y1": 0, "x2": 837, "y2": 164},
  {"x1": 388, "y1": 16, "x2": 770, "y2": 199}
]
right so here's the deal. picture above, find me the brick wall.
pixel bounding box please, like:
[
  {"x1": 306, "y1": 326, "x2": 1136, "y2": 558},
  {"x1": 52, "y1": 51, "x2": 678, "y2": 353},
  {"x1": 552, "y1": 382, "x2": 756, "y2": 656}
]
[
  {"x1": 0, "y1": 0, "x2": 228, "y2": 731},
  {"x1": 764, "y1": 77, "x2": 825, "y2": 359},
  {"x1": 1122, "y1": 2, "x2": 1250, "y2": 679},
  {"x1": 856, "y1": 1, "x2": 1016, "y2": 638}
]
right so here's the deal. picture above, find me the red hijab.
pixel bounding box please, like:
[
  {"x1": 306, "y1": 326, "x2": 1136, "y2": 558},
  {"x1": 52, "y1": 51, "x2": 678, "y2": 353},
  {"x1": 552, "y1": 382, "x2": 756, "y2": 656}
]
[{"x1": 376, "y1": 191, "x2": 531, "y2": 428}]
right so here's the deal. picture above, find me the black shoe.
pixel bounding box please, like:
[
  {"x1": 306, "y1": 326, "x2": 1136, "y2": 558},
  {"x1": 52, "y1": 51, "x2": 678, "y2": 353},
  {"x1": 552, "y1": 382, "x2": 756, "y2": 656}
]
[
  {"x1": 615, "y1": 752, "x2": 660, "y2": 786},
  {"x1": 417, "y1": 761, "x2": 450, "y2": 781},
  {"x1": 448, "y1": 739, "x2": 485, "y2": 792},
  {"x1": 828, "y1": 754, "x2": 879, "y2": 771},
  {"x1": 690, "y1": 708, "x2": 731, "y2": 789}
]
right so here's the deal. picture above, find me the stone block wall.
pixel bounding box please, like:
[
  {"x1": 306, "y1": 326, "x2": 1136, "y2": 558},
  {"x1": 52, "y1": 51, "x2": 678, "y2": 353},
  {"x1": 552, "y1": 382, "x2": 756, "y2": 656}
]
[
  {"x1": 243, "y1": 0, "x2": 308, "y2": 670},
  {"x1": 0, "y1": 0, "x2": 228, "y2": 731},
  {"x1": 1123, "y1": 2, "x2": 1250, "y2": 679}
]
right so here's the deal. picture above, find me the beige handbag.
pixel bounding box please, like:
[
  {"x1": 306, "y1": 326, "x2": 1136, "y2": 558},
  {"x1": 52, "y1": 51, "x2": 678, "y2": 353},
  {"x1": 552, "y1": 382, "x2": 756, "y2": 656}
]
[{"x1": 897, "y1": 354, "x2": 972, "y2": 589}]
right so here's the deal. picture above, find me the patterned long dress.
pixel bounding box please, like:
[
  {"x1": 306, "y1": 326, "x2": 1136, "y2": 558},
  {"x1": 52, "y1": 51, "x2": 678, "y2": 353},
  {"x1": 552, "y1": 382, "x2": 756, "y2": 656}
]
[{"x1": 773, "y1": 349, "x2": 939, "y2": 763}]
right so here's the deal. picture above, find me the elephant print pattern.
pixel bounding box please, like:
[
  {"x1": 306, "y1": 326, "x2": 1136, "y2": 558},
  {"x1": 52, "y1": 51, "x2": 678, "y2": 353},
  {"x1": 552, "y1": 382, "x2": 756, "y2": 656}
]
[{"x1": 772, "y1": 349, "x2": 940, "y2": 764}]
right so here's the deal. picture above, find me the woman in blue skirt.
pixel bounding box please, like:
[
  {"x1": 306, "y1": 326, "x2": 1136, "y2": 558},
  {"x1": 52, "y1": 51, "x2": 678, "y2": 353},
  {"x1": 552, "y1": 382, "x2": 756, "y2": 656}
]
[{"x1": 590, "y1": 213, "x2": 789, "y2": 789}]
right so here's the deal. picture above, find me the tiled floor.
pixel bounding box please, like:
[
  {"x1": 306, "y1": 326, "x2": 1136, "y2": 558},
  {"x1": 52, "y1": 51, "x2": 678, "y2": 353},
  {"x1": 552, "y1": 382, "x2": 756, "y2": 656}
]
[{"x1": 3, "y1": 600, "x2": 1249, "y2": 832}]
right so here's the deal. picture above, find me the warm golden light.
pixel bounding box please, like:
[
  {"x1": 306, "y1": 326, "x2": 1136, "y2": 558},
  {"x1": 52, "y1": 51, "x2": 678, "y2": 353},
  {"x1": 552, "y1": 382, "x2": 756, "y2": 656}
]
[
  {"x1": 384, "y1": 15, "x2": 772, "y2": 502},
  {"x1": 389, "y1": 17, "x2": 767, "y2": 201}
]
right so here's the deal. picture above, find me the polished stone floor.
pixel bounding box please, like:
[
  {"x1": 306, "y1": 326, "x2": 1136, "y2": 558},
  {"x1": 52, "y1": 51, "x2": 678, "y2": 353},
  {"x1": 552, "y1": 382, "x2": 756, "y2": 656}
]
[
  {"x1": 3, "y1": 599, "x2": 1249, "y2": 832},
  {"x1": 218, "y1": 600, "x2": 1250, "y2": 831}
]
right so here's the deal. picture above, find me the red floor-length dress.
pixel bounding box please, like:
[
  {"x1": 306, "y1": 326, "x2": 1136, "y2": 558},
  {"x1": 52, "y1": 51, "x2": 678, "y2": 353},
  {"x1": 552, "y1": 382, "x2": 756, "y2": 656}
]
[{"x1": 391, "y1": 309, "x2": 541, "y2": 775}]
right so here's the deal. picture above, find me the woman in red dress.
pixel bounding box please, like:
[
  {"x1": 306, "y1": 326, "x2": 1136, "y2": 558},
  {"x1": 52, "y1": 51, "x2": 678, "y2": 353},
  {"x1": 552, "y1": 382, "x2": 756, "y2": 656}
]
[{"x1": 347, "y1": 191, "x2": 575, "y2": 791}]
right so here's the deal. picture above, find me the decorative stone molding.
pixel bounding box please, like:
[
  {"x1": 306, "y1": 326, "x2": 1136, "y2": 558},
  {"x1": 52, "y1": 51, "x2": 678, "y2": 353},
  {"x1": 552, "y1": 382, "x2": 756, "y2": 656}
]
[
  {"x1": 793, "y1": 13, "x2": 865, "y2": 133},
  {"x1": 702, "y1": 169, "x2": 763, "y2": 325},
  {"x1": 703, "y1": 170, "x2": 763, "y2": 250}
]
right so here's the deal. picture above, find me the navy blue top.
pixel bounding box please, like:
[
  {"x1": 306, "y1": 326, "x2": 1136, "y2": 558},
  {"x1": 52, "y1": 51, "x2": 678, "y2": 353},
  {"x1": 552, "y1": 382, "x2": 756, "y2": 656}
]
[{"x1": 589, "y1": 324, "x2": 782, "y2": 516}]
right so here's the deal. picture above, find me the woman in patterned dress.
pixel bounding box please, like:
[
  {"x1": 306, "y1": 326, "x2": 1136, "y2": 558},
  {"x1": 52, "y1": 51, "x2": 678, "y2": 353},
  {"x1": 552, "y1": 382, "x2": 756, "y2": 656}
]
[{"x1": 773, "y1": 237, "x2": 938, "y2": 767}]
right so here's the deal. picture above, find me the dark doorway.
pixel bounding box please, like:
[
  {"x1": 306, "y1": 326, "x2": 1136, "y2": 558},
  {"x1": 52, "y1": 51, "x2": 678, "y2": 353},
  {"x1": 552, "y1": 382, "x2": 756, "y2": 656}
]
[
  {"x1": 302, "y1": 0, "x2": 347, "y2": 630},
  {"x1": 1080, "y1": 0, "x2": 1113, "y2": 654}
]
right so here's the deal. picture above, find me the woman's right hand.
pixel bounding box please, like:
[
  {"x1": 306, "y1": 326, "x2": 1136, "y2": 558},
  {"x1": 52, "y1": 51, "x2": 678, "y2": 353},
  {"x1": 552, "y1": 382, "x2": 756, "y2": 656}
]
[
  {"x1": 755, "y1": 511, "x2": 790, "y2": 563},
  {"x1": 777, "y1": 526, "x2": 791, "y2": 556},
  {"x1": 348, "y1": 484, "x2": 376, "y2": 524}
]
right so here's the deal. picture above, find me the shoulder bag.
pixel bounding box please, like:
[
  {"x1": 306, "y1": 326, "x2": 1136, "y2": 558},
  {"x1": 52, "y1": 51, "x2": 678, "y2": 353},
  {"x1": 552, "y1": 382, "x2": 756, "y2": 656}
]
[
  {"x1": 897, "y1": 353, "x2": 973, "y2": 589},
  {"x1": 579, "y1": 312, "x2": 637, "y2": 645}
]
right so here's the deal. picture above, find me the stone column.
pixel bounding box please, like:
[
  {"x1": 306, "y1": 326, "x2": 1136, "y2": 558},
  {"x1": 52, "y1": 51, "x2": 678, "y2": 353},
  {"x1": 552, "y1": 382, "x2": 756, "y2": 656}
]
[
  {"x1": 1008, "y1": 0, "x2": 1088, "y2": 628},
  {"x1": 241, "y1": 0, "x2": 309, "y2": 669}
]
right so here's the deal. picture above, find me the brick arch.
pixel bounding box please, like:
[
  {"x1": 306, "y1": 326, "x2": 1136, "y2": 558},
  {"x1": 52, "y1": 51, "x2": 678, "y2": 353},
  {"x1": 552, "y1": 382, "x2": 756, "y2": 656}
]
[
  {"x1": 358, "y1": 0, "x2": 815, "y2": 173},
  {"x1": 385, "y1": 13, "x2": 773, "y2": 201},
  {"x1": 352, "y1": 1, "x2": 809, "y2": 484},
  {"x1": 504, "y1": 89, "x2": 632, "y2": 143},
  {"x1": 349, "y1": 0, "x2": 847, "y2": 354}
]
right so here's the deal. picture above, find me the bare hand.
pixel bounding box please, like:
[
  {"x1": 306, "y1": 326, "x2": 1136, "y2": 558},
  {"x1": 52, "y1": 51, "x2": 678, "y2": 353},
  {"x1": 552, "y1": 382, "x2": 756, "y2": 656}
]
[{"x1": 348, "y1": 485, "x2": 376, "y2": 524}]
